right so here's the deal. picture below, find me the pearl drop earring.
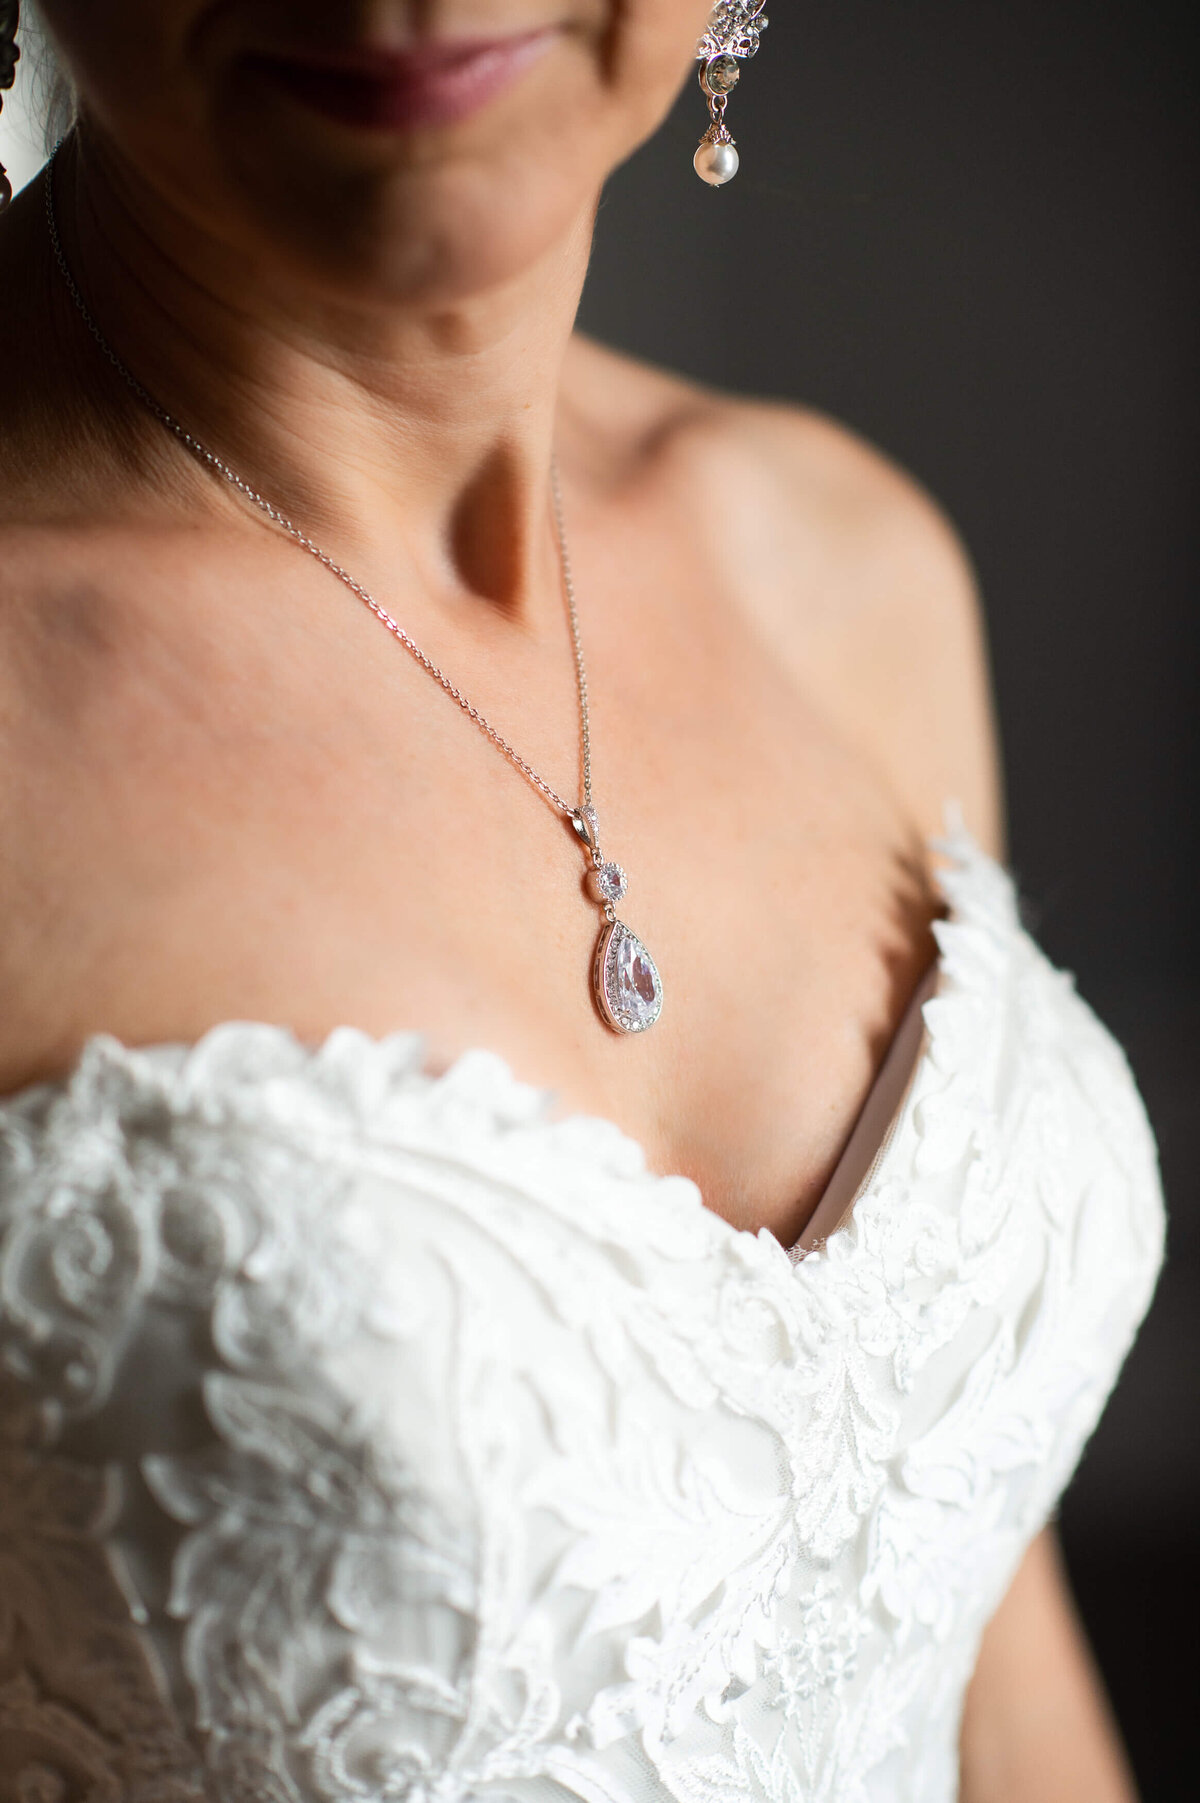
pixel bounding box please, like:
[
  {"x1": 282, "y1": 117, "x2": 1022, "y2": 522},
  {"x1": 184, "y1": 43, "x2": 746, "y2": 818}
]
[{"x1": 693, "y1": 0, "x2": 769, "y2": 188}]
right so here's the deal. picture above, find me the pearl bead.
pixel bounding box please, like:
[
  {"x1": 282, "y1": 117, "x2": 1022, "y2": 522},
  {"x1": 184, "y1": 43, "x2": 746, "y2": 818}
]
[{"x1": 693, "y1": 139, "x2": 740, "y2": 187}]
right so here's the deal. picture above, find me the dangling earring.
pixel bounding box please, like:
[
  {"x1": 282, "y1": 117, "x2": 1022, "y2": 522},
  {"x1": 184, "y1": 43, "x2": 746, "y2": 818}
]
[
  {"x1": 0, "y1": 0, "x2": 20, "y2": 213},
  {"x1": 693, "y1": 0, "x2": 768, "y2": 188}
]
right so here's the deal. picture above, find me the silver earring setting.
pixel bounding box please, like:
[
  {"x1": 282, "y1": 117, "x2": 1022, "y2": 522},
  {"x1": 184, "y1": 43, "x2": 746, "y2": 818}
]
[{"x1": 693, "y1": 0, "x2": 768, "y2": 187}]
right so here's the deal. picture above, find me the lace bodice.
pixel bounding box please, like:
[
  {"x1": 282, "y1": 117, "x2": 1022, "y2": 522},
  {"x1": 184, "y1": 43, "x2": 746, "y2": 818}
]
[{"x1": 0, "y1": 823, "x2": 1164, "y2": 1802}]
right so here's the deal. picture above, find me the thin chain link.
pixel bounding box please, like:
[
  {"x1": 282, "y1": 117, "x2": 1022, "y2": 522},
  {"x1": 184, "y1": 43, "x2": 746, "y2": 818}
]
[{"x1": 43, "y1": 146, "x2": 592, "y2": 821}]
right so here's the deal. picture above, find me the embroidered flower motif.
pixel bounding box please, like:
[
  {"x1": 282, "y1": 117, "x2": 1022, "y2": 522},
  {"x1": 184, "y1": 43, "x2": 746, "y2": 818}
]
[
  {"x1": 0, "y1": 1441, "x2": 206, "y2": 1799},
  {"x1": 0, "y1": 821, "x2": 1166, "y2": 1803}
]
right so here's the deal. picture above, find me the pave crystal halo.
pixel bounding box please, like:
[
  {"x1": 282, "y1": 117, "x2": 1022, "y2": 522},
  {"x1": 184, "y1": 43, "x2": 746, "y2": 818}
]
[
  {"x1": 588, "y1": 861, "x2": 628, "y2": 906},
  {"x1": 594, "y1": 921, "x2": 664, "y2": 1035}
]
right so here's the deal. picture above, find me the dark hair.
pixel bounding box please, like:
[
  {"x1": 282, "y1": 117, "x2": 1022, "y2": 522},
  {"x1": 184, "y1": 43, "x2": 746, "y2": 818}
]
[{"x1": 21, "y1": 1, "x2": 75, "y2": 153}]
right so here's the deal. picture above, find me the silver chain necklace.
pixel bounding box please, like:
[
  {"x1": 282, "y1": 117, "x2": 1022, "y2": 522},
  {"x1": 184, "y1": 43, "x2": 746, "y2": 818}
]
[{"x1": 42, "y1": 146, "x2": 664, "y2": 1035}]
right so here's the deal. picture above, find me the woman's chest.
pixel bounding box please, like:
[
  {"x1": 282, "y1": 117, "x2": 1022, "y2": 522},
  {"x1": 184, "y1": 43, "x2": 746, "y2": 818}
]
[{"x1": 0, "y1": 550, "x2": 941, "y2": 1232}]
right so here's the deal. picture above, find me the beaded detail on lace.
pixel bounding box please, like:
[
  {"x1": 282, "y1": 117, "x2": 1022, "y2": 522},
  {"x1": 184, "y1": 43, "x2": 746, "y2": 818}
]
[{"x1": 0, "y1": 821, "x2": 1164, "y2": 1802}]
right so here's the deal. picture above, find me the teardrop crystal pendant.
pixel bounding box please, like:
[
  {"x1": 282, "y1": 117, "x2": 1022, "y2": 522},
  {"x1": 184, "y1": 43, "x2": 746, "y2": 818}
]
[
  {"x1": 571, "y1": 803, "x2": 663, "y2": 1035},
  {"x1": 593, "y1": 920, "x2": 664, "y2": 1035}
]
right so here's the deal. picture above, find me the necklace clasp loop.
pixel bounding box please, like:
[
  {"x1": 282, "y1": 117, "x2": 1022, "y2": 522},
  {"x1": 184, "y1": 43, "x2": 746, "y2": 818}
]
[{"x1": 570, "y1": 806, "x2": 600, "y2": 853}]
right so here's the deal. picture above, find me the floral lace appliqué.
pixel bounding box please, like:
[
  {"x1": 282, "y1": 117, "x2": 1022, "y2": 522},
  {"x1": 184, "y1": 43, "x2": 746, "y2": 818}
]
[{"x1": 0, "y1": 825, "x2": 1165, "y2": 1803}]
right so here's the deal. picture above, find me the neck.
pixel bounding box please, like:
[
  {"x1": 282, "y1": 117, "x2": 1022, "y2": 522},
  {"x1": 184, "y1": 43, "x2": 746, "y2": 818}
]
[{"x1": 48, "y1": 128, "x2": 598, "y2": 628}]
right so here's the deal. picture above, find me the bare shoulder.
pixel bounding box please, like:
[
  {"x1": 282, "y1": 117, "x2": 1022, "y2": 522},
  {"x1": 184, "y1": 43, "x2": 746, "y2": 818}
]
[
  {"x1": 564, "y1": 335, "x2": 1005, "y2": 858},
  {"x1": 713, "y1": 391, "x2": 1007, "y2": 860}
]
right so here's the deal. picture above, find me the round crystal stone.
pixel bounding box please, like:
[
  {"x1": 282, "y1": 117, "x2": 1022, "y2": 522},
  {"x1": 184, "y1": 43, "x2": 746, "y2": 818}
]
[
  {"x1": 598, "y1": 862, "x2": 628, "y2": 904},
  {"x1": 703, "y1": 53, "x2": 740, "y2": 95}
]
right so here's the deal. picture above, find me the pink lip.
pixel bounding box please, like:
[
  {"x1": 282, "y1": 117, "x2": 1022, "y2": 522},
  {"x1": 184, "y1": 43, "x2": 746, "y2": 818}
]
[{"x1": 247, "y1": 31, "x2": 558, "y2": 131}]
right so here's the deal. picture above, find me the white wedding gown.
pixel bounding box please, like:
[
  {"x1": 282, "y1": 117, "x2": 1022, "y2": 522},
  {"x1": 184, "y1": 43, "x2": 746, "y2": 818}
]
[{"x1": 0, "y1": 820, "x2": 1164, "y2": 1802}]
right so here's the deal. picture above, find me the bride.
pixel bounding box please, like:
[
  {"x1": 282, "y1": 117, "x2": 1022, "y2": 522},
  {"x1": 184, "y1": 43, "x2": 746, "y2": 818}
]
[{"x1": 0, "y1": 2, "x2": 1162, "y2": 1799}]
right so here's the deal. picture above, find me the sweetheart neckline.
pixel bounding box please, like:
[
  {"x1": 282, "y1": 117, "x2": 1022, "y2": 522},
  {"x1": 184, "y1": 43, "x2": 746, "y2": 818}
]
[{"x1": 0, "y1": 811, "x2": 1003, "y2": 1267}]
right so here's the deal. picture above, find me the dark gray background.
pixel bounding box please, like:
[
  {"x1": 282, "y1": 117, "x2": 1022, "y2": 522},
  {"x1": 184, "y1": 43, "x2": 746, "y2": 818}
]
[{"x1": 578, "y1": 1, "x2": 1198, "y2": 1792}]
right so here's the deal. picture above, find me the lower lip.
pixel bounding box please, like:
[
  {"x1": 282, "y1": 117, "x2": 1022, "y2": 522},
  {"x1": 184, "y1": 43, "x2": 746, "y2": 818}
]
[{"x1": 248, "y1": 32, "x2": 558, "y2": 133}]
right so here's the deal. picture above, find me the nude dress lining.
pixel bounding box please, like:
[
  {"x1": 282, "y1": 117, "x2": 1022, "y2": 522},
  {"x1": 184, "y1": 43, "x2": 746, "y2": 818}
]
[{"x1": 789, "y1": 959, "x2": 939, "y2": 1261}]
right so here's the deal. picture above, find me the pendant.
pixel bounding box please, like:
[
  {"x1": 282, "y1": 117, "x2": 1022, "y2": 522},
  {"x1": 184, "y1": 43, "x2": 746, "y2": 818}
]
[{"x1": 571, "y1": 807, "x2": 664, "y2": 1035}]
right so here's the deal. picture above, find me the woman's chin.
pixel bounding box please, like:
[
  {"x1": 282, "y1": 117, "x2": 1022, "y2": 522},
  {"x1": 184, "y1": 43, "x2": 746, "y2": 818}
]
[{"x1": 204, "y1": 43, "x2": 604, "y2": 306}]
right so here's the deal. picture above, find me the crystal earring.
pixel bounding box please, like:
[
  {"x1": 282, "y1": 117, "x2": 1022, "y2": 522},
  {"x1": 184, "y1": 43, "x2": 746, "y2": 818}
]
[
  {"x1": 0, "y1": 0, "x2": 20, "y2": 213},
  {"x1": 693, "y1": 0, "x2": 768, "y2": 188}
]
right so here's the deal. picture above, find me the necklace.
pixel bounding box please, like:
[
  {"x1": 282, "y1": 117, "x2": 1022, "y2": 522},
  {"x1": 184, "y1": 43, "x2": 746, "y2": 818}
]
[{"x1": 42, "y1": 149, "x2": 664, "y2": 1035}]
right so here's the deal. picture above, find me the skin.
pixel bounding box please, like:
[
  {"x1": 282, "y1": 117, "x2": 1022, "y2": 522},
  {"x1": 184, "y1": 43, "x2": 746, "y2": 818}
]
[{"x1": 0, "y1": 0, "x2": 1133, "y2": 1793}]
